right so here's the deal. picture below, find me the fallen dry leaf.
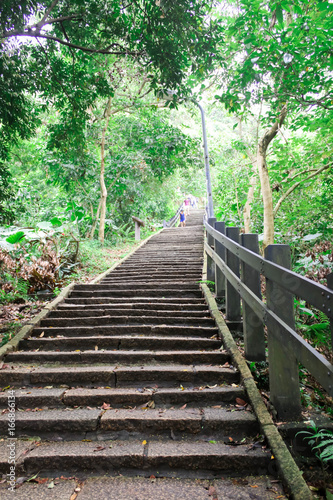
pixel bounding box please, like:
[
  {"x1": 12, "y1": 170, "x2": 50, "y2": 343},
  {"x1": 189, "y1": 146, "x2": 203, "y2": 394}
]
[{"x1": 235, "y1": 398, "x2": 247, "y2": 406}]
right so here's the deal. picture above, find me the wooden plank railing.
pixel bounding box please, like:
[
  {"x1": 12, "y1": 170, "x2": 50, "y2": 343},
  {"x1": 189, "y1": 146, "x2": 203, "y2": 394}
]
[
  {"x1": 204, "y1": 217, "x2": 333, "y2": 421},
  {"x1": 163, "y1": 203, "x2": 183, "y2": 228}
]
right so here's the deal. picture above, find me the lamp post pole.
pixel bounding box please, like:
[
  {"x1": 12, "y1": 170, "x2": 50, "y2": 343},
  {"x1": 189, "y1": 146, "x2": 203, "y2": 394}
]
[
  {"x1": 165, "y1": 91, "x2": 214, "y2": 218},
  {"x1": 191, "y1": 100, "x2": 214, "y2": 218}
]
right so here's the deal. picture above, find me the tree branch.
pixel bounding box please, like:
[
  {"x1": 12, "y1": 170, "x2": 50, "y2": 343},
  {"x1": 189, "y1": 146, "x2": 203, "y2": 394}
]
[
  {"x1": 260, "y1": 105, "x2": 288, "y2": 153},
  {"x1": 4, "y1": 32, "x2": 142, "y2": 56},
  {"x1": 37, "y1": 0, "x2": 60, "y2": 27},
  {"x1": 274, "y1": 162, "x2": 333, "y2": 216}
]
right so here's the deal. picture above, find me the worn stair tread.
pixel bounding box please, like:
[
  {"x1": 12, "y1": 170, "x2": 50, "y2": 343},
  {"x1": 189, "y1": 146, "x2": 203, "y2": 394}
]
[
  {"x1": 69, "y1": 290, "x2": 203, "y2": 298},
  {"x1": 31, "y1": 325, "x2": 219, "y2": 337},
  {"x1": 59, "y1": 302, "x2": 209, "y2": 310},
  {"x1": 6, "y1": 350, "x2": 228, "y2": 365},
  {"x1": 49, "y1": 308, "x2": 211, "y2": 318},
  {"x1": 73, "y1": 283, "x2": 202, "y2": 291},
  {"x1": 39, "y1": 315, "x2": 216, "y2": 327},
  {"x1": 63, "y1": 386, "x2": 245, "y2": 406},
  {"x1": 63, "y1": 297, "x2": 207, "y2": 305},
  {"x1": 0, "y1": 388, "x2": 66, "y2": 408},
  {"x1": 0, "y1": 365, "x2": 238, "y2": 387},
  {"x1": 0, "y1": 386, "x2": 245, "y2": 409},
  {"x1": 19, "y1": 335, "x2": 222, "y2": 351},
  {"x1": 99, "y1": 407, "x2": 258, "y2": 433},
  {"x1": 21, "y1": 439, "x2": 270, "y2": 473},
  {"x1": 0, "y1": 408, "x2": 101, "y2": 433}
]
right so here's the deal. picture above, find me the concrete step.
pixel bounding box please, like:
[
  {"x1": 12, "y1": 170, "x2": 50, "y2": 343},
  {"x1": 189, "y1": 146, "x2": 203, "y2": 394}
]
[
  {"x1": 0, "y1": 365, "x2": 239, "y2": 387},
  {"x1": 48, "y1": 308, "x2": 210, "y2": 318},
  {"x1": 69, "y1": 289, "x2": 203, "y2": 298},
  {"x1": 0, "y1": 407, "x2": 258, "y2": 439},
  {"x1": 19, "y1": 440, "x2": 270, "y2": 475},
  {"x1": 30, "y1": 324, "x2": 219, "y2": 337},
  {"x1": 63, "y1": 297, "x2": 207, "y2": 306},
  {"x1": 59, "y1": 301, "x2": 208, "y2": 310},
  {"x1": 19, "y1": 335, "x2": 222, "y2": 351},
  {"x1": 39, "y1": 315, "x2": 216, "y2": 328},
  {"x1": 99, "y1": 278, "x2": 201, "y2": 284},
  {"x1": 6, "y1": 350, "x2": 228, "y2": 365},
  {"x1": 0, "y1": 474, "x2": 285, "y2": 498},
  {"x1": 0, "y1": 386, "x2": 246, "y2": 409},
  {"x1": 73, "y1": 283, "x2": 202, "y2": 291}
]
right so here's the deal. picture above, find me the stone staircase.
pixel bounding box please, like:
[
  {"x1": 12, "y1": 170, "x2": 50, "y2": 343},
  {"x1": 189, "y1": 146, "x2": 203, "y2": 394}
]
[{"x1": 0, "y1": 209, "x2": 272, "y2": 484}]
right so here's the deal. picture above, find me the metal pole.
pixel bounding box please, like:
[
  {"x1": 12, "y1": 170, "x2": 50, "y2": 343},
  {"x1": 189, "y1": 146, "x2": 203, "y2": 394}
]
[{"x1": 191, "y1": 100, "x2": 214, "y2": 218}]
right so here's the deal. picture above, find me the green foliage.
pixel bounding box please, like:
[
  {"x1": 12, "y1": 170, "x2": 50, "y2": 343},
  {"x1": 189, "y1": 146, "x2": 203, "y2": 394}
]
[
  {"x1": 197, "y1": 280, "x2": 215, "y2": 292},
  {"x1": 216, "y1": 0, "x2": 333, "y2": 116},
  {"x1": 0, "y1": 326, "x2": 19, "y2": 348},
  {"x1": 0, "y1": 275, "x2": 29, "y2": 305},
  {"x1": 295, "y1": 299, "x2": 331, "y2": 350},
  {"x1": 247, "y1": 361, "x2": 269, "y2": 390},
  {"x1": 0, "y1": 0, "x2": 219, "y2": 155},
  {"x1": 297, "y1": 421, "x2": 333, "y2": 464}
]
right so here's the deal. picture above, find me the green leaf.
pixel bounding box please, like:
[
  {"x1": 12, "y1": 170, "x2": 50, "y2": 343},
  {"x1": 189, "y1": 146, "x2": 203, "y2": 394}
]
[
  {"x1": 6, "y1": 231, "x2": 25, "y2": 244},
  {"x1": 50, "y1": 217, "x2": 62, "y2": 227},
  {"x1": 276, "y1": 5, "x2": 284, "y2": 26}
]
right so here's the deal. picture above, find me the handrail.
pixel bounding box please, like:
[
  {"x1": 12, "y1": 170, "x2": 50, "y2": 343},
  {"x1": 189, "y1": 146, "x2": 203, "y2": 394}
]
[
  {"x1": 163, "y1": 203, "x2": 183, "y2": 228},
  {"x1": 205, "y1": 222, "x2": 333, "y2": 316},
  {"x1": 204, "y1": 218, "x2": 333, "y2": 421}
]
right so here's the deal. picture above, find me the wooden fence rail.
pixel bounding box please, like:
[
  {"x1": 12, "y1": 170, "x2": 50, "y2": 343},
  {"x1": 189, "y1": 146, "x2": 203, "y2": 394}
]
[
  {"x1": 205, "y1": 217, "x2": 333, "y2": 421},
  {"x1": 163, "y1": 203, "x2": 183, "y2": 228}
]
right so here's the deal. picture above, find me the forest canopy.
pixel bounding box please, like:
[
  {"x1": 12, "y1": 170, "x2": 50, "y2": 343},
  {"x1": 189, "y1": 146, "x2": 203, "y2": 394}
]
[{"x1": 0, "y1": 0, "x2": 332, "y2": 263}]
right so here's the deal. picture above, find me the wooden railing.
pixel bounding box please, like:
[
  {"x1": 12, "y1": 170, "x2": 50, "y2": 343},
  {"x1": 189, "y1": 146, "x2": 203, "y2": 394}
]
[
  {"x1": 163, "y1": 203, "x2": 183, "y2": 228},
  {"x1": 204, "y1": 217, "x2": 333, "y2": 421}
]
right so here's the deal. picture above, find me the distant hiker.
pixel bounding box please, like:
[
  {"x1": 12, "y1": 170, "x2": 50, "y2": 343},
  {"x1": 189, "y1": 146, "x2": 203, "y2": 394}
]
[
  {"x1": 180, "y1": 209, "x2": 186, "y2": 227},
  {"x1": 184, "y1": 197, "x2": 190, "y2": 215}
]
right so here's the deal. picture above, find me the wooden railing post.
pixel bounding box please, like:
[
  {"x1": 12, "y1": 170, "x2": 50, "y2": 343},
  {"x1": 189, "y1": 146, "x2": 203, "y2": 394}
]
[
  {"x1": 207, "y1": 217, "x2": 217, "y2": 284},
  {"x1": 326, "y1": 273, "x2": 333, "y2": 351},
  {"x1": 132, "y1": 216, "x2": 145, "y2": 241},
  {"x1": 241, "y1": 234, "x2": 265, "y2": 361},
  {"x1": 265, "y1": 244, "x2": 301, "y2": 420},
  {"x1": 214, "y1": 221, "x2": 225, "y2": 299},
  {"x1": 225, "y1": 227, "x2": 241, "y2": 321}
]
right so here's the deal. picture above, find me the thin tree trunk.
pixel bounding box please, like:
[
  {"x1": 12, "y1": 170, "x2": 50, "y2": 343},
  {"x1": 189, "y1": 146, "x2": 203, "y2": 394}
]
[
  {"x1": 90, "y1": 199, "x2": 102, "y2": 239},
  {"x1": 237, "y1": 115, "x2": 258, "y2": 233},
  {"x1": 99, "y1": 97, "x2": 112, "y2": 245},
  {"x1": 243, "y1": 160, "x2": 258, "y2": 233},
  {"x1": 257, "y1": 105, "x2": 287, "y2": 248}
]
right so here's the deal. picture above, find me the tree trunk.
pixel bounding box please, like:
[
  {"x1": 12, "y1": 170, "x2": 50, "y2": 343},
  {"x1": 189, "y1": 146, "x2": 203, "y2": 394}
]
[
  {"x1": 99, "y1": 97, "x2": 112, "y2": 245},
  {"x1": 243, "y1": 159, "x2": 258, "y2": 233},
  {"x1": 90, "y1": 199, "x2": 102, "y2": 239},
  {"x1": 257, "y1": 106, "x2": 287, "y2": 248}
]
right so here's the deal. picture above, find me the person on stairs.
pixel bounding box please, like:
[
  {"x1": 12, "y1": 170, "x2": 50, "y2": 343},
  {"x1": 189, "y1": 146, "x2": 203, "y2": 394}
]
[
  {"x1": 180, "y1": 209, "x2": 186, "y2": 227},
  {"x1": 184, "y1": 197, "x2": 190, "y2": 216}
]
